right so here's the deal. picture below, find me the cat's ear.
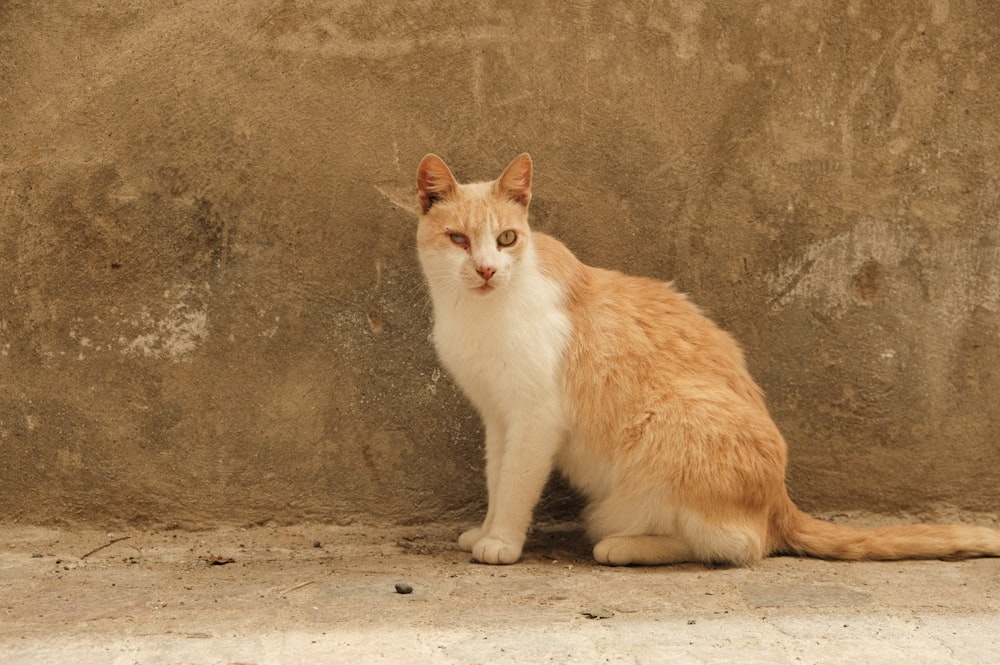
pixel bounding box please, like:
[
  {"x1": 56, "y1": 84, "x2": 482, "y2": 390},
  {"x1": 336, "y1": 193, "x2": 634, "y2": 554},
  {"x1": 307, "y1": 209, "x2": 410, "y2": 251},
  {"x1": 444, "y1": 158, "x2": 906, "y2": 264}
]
[
  {"x1": 495, "y1": 153, "x2": 532, "y2": 208},
  {"x1": 416, "y1": 154, "x2": 459, "y2": 214}
]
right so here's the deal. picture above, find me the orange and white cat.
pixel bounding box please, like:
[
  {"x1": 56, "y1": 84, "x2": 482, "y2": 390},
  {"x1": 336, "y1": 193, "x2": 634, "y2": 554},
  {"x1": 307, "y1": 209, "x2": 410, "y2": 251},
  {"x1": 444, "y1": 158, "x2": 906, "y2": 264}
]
[{"x1": 415, "y1": 152, "x2": 1000, "y2": 566}]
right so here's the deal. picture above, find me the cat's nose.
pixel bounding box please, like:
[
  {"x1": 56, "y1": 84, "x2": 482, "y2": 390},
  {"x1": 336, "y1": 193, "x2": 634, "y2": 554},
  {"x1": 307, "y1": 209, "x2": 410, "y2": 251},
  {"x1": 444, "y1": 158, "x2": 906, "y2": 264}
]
[{"x1": 476, "y1": 266, "x2": 496, "y2": 281}]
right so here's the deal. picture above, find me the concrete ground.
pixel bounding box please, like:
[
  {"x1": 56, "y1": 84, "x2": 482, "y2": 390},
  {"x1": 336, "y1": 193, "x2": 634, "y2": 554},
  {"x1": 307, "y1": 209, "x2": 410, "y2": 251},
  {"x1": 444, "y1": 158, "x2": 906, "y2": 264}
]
[{"x1": 2, "y1": 518, "x2": 999, "y2": 664}]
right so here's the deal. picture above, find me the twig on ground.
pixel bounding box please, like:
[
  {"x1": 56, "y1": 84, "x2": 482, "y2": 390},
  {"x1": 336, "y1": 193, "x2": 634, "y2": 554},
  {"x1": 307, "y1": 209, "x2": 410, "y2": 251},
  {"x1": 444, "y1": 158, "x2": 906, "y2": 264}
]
[
  {"x1": 281, "y1": 580, "x2": 315, "y2": 594},
  {"x1": 80, "y1": 536, "x2": 132, "y2": 559}
]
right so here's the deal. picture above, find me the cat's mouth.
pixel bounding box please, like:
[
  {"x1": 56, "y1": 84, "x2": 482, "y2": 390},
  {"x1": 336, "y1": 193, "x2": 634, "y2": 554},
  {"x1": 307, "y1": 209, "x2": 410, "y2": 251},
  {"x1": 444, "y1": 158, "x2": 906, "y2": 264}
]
[{"x1": 473, "y1": 283, "x2": 495, "y2": 293}]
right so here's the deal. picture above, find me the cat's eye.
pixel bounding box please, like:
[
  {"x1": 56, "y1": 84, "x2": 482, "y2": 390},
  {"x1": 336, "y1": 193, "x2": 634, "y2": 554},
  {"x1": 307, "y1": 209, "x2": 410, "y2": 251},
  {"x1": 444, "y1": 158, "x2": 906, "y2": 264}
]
[
  {"x1": 448, "y1": 232, "x2": 468, "y2": 246},
  {"x1": 497, "y1": 230, "x2": 517, "y2": 247}
]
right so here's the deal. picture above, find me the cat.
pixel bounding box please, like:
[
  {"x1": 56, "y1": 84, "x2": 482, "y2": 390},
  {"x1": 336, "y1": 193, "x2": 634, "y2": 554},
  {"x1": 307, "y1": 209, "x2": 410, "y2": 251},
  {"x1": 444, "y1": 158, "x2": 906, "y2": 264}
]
[{"x1": 414, "y1": 152, "x2": 1000, "y2": 566}]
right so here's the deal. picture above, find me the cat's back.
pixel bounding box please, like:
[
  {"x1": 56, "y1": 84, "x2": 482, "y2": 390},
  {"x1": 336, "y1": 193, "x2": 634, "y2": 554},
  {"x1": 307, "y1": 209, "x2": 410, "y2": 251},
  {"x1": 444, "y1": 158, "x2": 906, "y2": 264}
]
[
  {"x1": 535, "y1": 233, "x2": 764, "y2": 413},
  {"x1": 533, "y1": 232, "x2": 727, "y2": 356}
]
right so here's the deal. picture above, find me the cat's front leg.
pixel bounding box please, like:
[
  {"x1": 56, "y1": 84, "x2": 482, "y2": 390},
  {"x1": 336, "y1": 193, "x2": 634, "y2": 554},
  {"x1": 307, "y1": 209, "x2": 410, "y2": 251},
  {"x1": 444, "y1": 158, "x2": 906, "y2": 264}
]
[
  {"x1": 467, "y1": 416, "x2": 563, "y2": 565},
  {"x1": 458, "y1": 417, "x2": 506, "y2": 552},
  {"x1": 457, "y1": 527, "x2": 484, "y2": 551}
]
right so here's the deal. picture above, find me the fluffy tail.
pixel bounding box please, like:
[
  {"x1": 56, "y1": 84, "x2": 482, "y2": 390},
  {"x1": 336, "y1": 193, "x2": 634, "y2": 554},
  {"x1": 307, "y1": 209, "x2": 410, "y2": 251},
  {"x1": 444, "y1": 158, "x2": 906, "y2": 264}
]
[{"x1": 775, "y1": 505, "x2": 1000, "y2": 560}]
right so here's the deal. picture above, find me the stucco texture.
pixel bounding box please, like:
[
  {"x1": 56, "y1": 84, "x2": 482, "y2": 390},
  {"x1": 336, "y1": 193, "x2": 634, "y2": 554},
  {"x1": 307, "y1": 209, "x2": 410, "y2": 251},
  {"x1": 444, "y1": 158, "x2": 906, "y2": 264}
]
[{"x1": 1, "y1": 1, "x2": 998, "y2": 528}]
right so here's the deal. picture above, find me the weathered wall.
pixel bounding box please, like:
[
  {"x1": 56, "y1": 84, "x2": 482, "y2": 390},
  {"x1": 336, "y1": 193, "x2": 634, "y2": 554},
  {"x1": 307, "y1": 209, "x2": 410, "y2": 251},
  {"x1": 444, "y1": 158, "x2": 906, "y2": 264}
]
[{"x1": 2, "y1": 1, "x2": 998, "y2": 527}]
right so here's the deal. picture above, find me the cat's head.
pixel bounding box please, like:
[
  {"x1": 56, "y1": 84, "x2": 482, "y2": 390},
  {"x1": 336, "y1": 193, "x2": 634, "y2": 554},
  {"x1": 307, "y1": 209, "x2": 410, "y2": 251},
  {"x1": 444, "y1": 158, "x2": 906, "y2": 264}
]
[{"x1": 415, "y1": 154, "x2": 533, "y2": 296}]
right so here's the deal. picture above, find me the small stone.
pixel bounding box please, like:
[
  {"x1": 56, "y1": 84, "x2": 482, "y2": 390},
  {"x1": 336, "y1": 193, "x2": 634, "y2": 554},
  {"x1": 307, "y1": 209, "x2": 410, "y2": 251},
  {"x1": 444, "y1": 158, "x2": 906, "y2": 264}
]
[{"x1": 394, "y1": 582, "x2": 413, "y2": 595}]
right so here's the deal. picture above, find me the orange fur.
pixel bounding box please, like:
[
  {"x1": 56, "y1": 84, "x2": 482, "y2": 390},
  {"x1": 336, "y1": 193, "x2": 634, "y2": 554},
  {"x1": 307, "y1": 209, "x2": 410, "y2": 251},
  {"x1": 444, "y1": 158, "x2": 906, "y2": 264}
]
[{"x1": 416, "y1": 153, "x2": 1000, "y2": 566}]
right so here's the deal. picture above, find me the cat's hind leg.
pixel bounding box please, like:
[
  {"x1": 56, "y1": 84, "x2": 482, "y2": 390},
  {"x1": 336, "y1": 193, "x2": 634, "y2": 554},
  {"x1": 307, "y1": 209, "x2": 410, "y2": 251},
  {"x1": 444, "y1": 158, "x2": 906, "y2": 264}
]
[
  {"x1": 593, "y1": 528, "x2": 765, "y2": 566},
  {"x1": 593, "y1": 535, "x2": 697, "y2": 566},
  {"x1": 587, "y1": 499, "x2": 701, "y2": 565},
  {"x1": 587, "y1": 498, "x2": 767, "y2": 567}
]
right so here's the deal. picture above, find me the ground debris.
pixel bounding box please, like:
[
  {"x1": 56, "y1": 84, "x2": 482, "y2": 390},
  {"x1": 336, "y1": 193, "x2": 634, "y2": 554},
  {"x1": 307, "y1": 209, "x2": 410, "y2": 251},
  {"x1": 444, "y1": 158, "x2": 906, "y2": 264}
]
[{"x1": 80, "y1": 536, "x2": 131, "y2": 559}]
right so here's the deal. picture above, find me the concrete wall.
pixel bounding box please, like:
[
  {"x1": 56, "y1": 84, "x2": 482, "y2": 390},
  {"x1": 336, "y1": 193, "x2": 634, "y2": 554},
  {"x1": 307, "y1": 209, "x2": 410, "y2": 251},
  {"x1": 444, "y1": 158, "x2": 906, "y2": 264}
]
[{"x1": 2, "y1": 1, "x2": 998, "y2": 527}]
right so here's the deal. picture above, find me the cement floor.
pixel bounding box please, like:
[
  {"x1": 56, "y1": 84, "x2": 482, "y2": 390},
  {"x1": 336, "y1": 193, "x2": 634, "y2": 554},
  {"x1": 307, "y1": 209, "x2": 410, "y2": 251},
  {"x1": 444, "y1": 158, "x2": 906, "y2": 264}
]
[{"x1": 2, "y1": 520, "x2": 999, "y2": 664}]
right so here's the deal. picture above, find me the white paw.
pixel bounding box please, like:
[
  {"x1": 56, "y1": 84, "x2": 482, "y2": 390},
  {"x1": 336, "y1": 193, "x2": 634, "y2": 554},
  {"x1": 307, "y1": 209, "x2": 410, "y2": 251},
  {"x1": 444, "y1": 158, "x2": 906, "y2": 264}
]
[
  {"x1": 593, "y1": 538, "x2": 630, "y2": 566},
  {"x1": 472, "y1": 537, "x2": 522, "y2": 565},
  {"x1": 458, "y1": 527, "x2": 484, "y2": 552}
]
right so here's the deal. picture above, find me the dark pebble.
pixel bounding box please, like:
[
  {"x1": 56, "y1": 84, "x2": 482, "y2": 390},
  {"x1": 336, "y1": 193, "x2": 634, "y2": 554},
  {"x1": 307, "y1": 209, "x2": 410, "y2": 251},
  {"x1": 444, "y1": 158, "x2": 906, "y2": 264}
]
[{"x1": 394, "y1": 582, "x2": 413, "y2": 595}]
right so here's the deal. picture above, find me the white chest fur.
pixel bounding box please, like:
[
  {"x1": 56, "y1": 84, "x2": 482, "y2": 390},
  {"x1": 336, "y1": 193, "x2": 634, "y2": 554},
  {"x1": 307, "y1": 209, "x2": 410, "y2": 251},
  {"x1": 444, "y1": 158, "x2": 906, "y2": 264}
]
[{"x1": 427, "y1": 253, "x2": 571, "y2": 421}]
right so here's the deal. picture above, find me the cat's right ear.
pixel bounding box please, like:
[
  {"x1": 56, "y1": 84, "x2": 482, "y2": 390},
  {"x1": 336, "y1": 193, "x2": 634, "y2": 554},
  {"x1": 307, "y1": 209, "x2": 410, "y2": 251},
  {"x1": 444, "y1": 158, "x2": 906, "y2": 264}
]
[{"x1": 416, "y1": 154, "x2": 459, "y2": 214}]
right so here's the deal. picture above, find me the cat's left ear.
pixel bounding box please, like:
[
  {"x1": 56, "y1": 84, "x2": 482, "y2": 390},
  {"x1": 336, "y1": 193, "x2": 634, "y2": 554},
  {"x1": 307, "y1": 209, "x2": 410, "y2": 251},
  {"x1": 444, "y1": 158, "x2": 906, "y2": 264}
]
[{"x1": 495, "y1": 153, "x2": 532, "y2": 208}]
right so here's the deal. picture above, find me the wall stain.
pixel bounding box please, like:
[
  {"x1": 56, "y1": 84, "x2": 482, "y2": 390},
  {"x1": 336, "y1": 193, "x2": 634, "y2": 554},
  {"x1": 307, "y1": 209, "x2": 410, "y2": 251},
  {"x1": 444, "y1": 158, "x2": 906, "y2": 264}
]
[{"x1": 849, "y1": 259, "x2": 884, "y2": 306}]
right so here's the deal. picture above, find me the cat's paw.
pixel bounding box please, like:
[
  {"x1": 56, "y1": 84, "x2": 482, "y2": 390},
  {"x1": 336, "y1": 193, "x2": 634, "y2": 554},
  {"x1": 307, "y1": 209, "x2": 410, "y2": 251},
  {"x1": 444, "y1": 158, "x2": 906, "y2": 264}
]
[
  {"x1": 471, "y1": 537, "x2": 522, "y2": 565},
  {"x1": 593, "y1": 535, "x2": 693, "y2": 566},
  {"x1": 457, "y1": 527, "x2": 485, "y2": 552},
  {"x1": 593, "y1": 538, "x2": 631, "y2": 566}
]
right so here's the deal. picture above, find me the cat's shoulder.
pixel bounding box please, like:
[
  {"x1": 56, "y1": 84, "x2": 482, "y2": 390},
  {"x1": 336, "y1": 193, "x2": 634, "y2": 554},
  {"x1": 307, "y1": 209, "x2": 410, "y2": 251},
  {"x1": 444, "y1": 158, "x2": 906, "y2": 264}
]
[
  {"x1": 532, "y1": 231, "x2": 675, "y2": 293},
  {"x1": 532, "y1": 231, "x2": 587, "y2": 284}
]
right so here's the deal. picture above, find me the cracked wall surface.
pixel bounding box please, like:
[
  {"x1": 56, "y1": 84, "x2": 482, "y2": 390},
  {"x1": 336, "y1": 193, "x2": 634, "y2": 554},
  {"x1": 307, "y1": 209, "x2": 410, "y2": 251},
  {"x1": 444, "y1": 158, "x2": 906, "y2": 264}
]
[{"x1": 1, "y1": 1, "x2": 999, "y2": 526}]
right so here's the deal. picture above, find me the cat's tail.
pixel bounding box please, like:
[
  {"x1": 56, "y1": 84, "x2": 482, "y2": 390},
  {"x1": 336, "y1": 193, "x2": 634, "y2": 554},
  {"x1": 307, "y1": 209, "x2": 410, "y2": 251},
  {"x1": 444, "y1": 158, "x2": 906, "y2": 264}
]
[{"x1": 775, "y1": 505, "x2": 1000, "y2": 560}]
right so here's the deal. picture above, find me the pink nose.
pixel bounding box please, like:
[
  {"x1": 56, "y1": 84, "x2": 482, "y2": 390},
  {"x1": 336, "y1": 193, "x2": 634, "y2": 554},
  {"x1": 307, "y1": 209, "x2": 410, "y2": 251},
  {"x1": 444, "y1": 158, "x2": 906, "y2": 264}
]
[{"x1": 476, "y1": 266, "x2": 496, "y2": 281}]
